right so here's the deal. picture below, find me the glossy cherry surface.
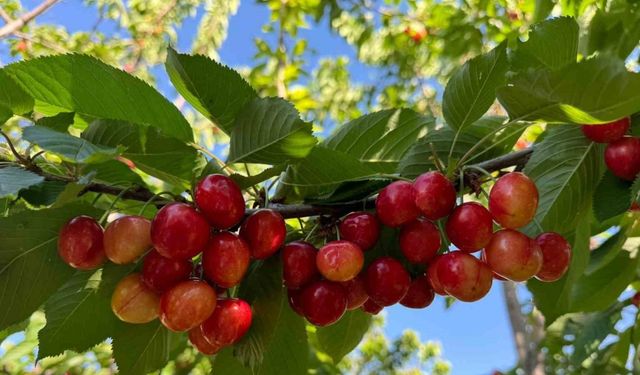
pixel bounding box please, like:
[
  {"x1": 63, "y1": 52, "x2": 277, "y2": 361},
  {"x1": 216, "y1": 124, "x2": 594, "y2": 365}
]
[
  {"x1": 488, "y1": 172, "x2": 538, "y2": 229},
  {"x1": 413, "y1": 171, "x2": 456, "y2": 220},
  {"x1": 300, "y1": 280, "x2": 347, "y2": 327},
  {"x1": 151, "y1": 203, "x2": 210, "y2": 260},
  {"x1": 339, "y1": 211, "x2": 380, "y2": 250},
  {"x1": 202, "y1": 232, "x2": 251, "y2": 288},
  {"x1": 364, "y1": 257, "x2": 411, "y2": 306},
  {"x1": 58, "y1": 216, "x2": 106, "y2": 270},
  {"x1": 427, "y1": 256, "x2": 447, "y2": 296},
  {"x1": 240, "y1": 209, "x2": 286, "y2": 259},
  {"x1": 195, "y1": 174, "x2": 245, "y2": 229},
  {"x1": 400, "y1": 275, "x2": 435, "y2": 309},
  {"x1": 189, "y1": 326, "x2": 222, "y2": 355},
  {"x1": 436, "y1": 252, "x2": 492, "y2": 302},
  {"x1": 604, "y1": 136, "x2": 640, "y2": 181},
  {"x1": 282, "y1": 241, "x2": 319, "y2": 289},
  {"x1": 141, "y1": 249, "x2": 193, "y2": 294},
  {"x1": 316, "y1": 240, "x2": 364, "y2": 282},
  {"x1": 202, "y1": 298, "x2": 253, "y2": 347},
  {"x1": 445, "y1": 202, "x2": 493, "y2": 252},
  {"x1": 287, "y1": 288, "x2": 305, "y2": 316},
  {"x1": 159, "y1": 280, "x2": 217, "y2": 332},
  {"x1": 104, "y1": 215, "x2": 152, "y2": 264},
  {"x1": 361, "y1": 299, "x2": 383, "y2": 315},
  {"x1": 340, "y1": 274, "x2": 368, "y2": 310},
  {"x1": 399, "y1": 218, "x2": 441, "y2": 264},
  {"x1": 375, "y1": 181, "x2": 420, "y2": 227},
  {"x1": 581, "y1": 117, "x2": 630, "y2": 143},
  {"x1": 111, "y1": 273, "x2": 160, "y2": 324},
  {"x1": 484, "y1": 229, "x2": 543, "y2": 282},
  {"x1": 534, "y1": 232, "x2": 572, "y2": 282}
]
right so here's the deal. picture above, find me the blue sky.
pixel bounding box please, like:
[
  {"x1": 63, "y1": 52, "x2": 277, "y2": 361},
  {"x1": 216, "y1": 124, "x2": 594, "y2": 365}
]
[{"x1": 0, "y1": 1, "x2": 519, "y2": 374}]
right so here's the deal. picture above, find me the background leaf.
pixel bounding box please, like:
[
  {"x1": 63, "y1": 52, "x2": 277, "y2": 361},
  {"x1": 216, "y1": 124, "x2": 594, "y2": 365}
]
[
  {"x1": 23, "y1": 126, "x2": 122, "y2": 164},
  {"x1": 316, "y1": 309, "x2": 372, "y2": 363},
  {"x1": 0, "y1": 167, "x2": 44, "y2": 197},
  {"x1": 593, "y1": 170, "x2": 632, "y2": 223},
  {"x1": 511, "y1": 17, "x2": 579, "y2": 71}
]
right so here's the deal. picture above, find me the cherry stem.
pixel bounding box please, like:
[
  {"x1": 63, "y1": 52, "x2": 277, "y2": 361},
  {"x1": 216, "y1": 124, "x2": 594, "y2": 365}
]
[
  {"x1": 428, "y1": 142, "x2": 446, "y2": 174},
  {"x1": 463, "y1": 165, "x2": 497, "y2": 183},
  {"x1": 304, "y1": 222, "x2": 320, "y2": 242},
  {"x1": 138, "y1": 191, "x2": 178, "y2": 216},
  {"x1": 99, "y1": 187, "x2": 134, "y2": 224}
]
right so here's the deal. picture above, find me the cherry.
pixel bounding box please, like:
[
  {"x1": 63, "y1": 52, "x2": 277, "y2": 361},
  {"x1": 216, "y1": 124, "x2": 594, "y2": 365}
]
[
  {"x1": 339, "y1": 211, "x2": 380, "y2": 250},
  {"x1": 287, "y1": 289, "x2": 305, "y2": 316},
  {"x1": 104, "y1": 215, "x2": 152, "y2": 264},
  {"x1": 159, "y1": 280, "x2": 217, "y2": 332},
  {"x1": 361, "y1": 299, "x2": 383, "y2": 315},
  {"x1": 316, "y1": 240, "x2": 364, "y2": 282},
  {"x1": 413, "y1": 171, "x2": 456, "y2": 220},
  {"x1": 480, "y1": 251, "x2": 507, "y2": 281},
  {"x1": 488, "y1": 172, "x2": 538, "y2": 229},
  {"x1": 365, "y1": 257, "x2": 411, "y2": 306},
  {"x1": 436, "y1": 252, "x2": 492, "y2": 302},
  {"x1": 151, "y1": 203, "x2": 210, "y2": 260},
  {"x1": 400, "y1": 275, "x2": 435, "y2": 309},
  {"x1": 282, "y1": 241, "x2": 319, "y2": 289},
  {"x1": 58, "y1": 216, "x2": 106, "y2": 270},
  {"x1": 195, "y1": 174, "x2": 245, "y2": 229},
  {"x1": 581, "y1": 117, "x2": 630, "y2": 143},
  {"x1": 399, "y1": 218, "x2": 441, "y2": 264},
  {"x1": 141, "y1": 249, "x2": 193, "y2": 294},
  {"x1": 605, "y1": 136, "x2": 640, "y2": 181},
  {"x1": 484, "y1": 229, "x2": 543, "y2": 282},
  {"x1": 111, "y1": 273, "x2": 160, "y2": 324},
  {"x1": 189, "y1": 326, "x2": 222, "y2": 355},
  {"x1": 340, "y1": 274, "x2": 368, "y2": 310},
  {"x1": 534, "y1": 232, "x2": 572, "y2": 282},
  {"x1": 240, "y1": 209, "x2": 286, "y2": 259},
  {"x1": 632, "y1": 292, "x2": 640, "y2": 307},
  {"x1": 375, "y1": 181, "x2": 420, "y2": 227},
  {"x1": 300, "y1": 280, "x2": 347, "y2": 326},
  {"x1": 426, "y1": 256, "x2": 447, "y2": 295},
  {"x1": 202, "y1": 298, "x2": 253, "y2": 347},
  {"x1": 202, "y1": 232, "x2": 251, "y2": 288},
  {"x1": 445, "y1": 202, "x2": 493, "y2": 252}
]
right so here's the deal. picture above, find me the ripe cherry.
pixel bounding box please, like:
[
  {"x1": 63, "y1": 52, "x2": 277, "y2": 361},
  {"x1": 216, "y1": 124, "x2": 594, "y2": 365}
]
[
  {"x1": 365, "y1": 257, "x2": 411, "y2": 306},
  {"x1": 58, "y1": 216, "x2": 106, "y2": 270},
  {"x1": 436, "y1": 252, "x2": 492, "y2": 302},
  {"x1": 151, "y1": 203, "x2": 210, "y2": 260},
  {"x1": 605, "y1": 136, "x2": 640, "y2": 181},
  {"x1": 341, "y1": 274, "x2": 368, "y2": 310},
  {"x1": 375, "y1": 181, "x2": 420, "y2": 227},
  {"x1": 189, "y1": 326, "x2": 222, "y2": 355},
  {"x1": 446, "y1": 202, "x2": 493, "y2": 252},
  {"x1": 581, "y1": 118, "x2": 630, "y2": 143},
  {"x1": 159, "y1": 280, "x2": 217, "y2": 332},
  {"x1": 339, "y1": 211, "x2": 380, "y2": 250},
  {"x1": 287, "y1": 289, "x2": 305, "y2": 316},
  {"x1": 489, "y1": 172, "x2": 538, "y2": 229},
  {"x1": 400, "y1": 275, "x2": 435, "y2": 309},
  {"x1": 361, "y1": 299, "x2": 383, "y2": 315},
  {"x1": 141, "y1": 249, "x2": 193, "y2": 294},
  {"x1": 300, "y1": 280, "x2": 347, "y2": 326},
  {"x1": 111, "y1": 273, "x2": 160, "y2": 324},
  {"x1": 202, "y1": 232, "x2": 251, "y2": 288},
  {"x1": 195, "y1": 174, "x2": 245, "y2": 229},
  {"x1": 317, "y1": 240, "x2": 364, "y2": 282},
  {"x1": 104, "y1": 215, "x2": 152, "y2": 264},
  {"x1": 427, "y1": 256, "x2": 447, "y2": 296},
  {"x1": 240, "y1": 209, "x2": 286, "y2": 259},
  {"x1": 202, "y1": 298, "x2": 253, "y2": 347},
  {"x1": 282, "y1": 241, "x2": 319, "y2": 289},
  {"x1": 413, "y1": 171, "x2": 456, "y2": 220},
  {"x1": 484, "y1": 229, "x2": 543, "y2": 282},
  {"x1": 534, "y1": 232, "x2": 572, "y2": 282},
  {"x1": 399, "y1": 218, "x2": 441, "y2": 264}
]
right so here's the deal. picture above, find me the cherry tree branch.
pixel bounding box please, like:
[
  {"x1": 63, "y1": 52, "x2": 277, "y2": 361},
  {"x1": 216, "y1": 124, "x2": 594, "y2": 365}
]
[{"x1": 0, "y1": 0, "x2": 59, "y2": 38}]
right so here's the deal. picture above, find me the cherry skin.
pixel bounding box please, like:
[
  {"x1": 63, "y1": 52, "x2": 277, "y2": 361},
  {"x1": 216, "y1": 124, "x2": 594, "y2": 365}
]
[
  {"x1": 413, "y1": 171, "x2": 456, "y2": 220},
  {"x1": 159, "y1": 280, "x2": 217, "y2": 332},
  {"x1": 300, "y1": 280, "x2": 347, "y2": 326},
  {"x1": 111, "y1": 273, "x2": 160, "y2": 324},
  {"x1": 426, "y1": 256, "x2": 447, "y2": 296},
  {"x1": 202, "y1": 232, "x2": 251, "y2": 288},
  {"x1": 632, "y1": 292, "x2": 640, "y2": 307},
  {"x1": 58, "y1": 216, "x2": 106, "y2": 270},
  {"x1": 316, "y1": 240, "x2": 364, "y2": 282},
  {"x1": 581, "y1": 117, "x2": 630, "y2": 143},
  {"x1": 399, "y1": 218, "x2": 441, "y2": 264},
  {"x1": 141, "y1": 249, "x2": 193, "y2": 294},
  {"x1": 400, "y1": 275, "x2": 435, "y2": 309},
  {"x1": 340, "y1": 274, "x2": 368, "y2": 310},
  {"x1": 361, "y1": 299, "x2": 383, "y2": 315},
  {"x1": 375, "y1": 181, "x2": 420, "y2": 227},
  {"x1": 489, "y1": 172, "x2": 538, "y2": 229},
  {"x1": 151, "y1": 203, "x2": 210, "y2": 260},
  {"x1": 189, "y1": 326, "x2": 222, "y2": 355},
  {"x1": 484, "y1": 229, "x2": 543, "y2": 282},
  {"x1": 436, "y1": 252, "x2": 493, "y2": 302},
  {"x1": 534, "y1": 232, "x2": 572, "y2": 282},
  {"x1": 364, "y1": 257, "x2": 411, "y2": 306},
  {"x1": 339, "y1": 211, "x2": 380, "y2": 250},
  {"x1": 195, "y1": 174, "x2": 245, "y2": 229},
  {"x1": 282, "y1": 241, "x2": 319, "y2": 289},
  {"x1": 104, "y1": 215, "x2": 152, "y2": 264},
  {"x1": 287, "y1": 289, "x2": 305, "y2": 316},
  {"x1": 605, "y1": 136, "x2": 640, "y2": 181},
  {"x1": 202, "y1": 298, "x2": 253, "y2": 347},
  {"x1": 240, "y1": 209, "x2": 286, "y2": 259},
  {"x1": 445, "y1": 202, "x2": 493, "y2": 252}
]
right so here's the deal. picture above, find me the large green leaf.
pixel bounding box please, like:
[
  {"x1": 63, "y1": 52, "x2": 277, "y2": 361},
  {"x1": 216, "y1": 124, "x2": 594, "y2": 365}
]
[
  {"x1": 511, "y1": 17, "x2": 579, "y2": 71},
  {"x1": 85, "y1": 160, "x2": 145, "y2": 188},
  {"x1": 593, "y1": 170, "x2": 632, "y2": 223},
  {"x1": 316, "y1": 309, "x2": 372, "y2": 363},
  {"x1": 585, "y1": 231, "x2": 627, "y2": 275},
  {"x1": 4, "y1": 55, "x2": 192, "y2": 142},
  {"x1": 0, "y1": 69, "x2": 33, "y2": 115},
  {"x1": 23, "y1": 126, "x2": 122, "y2": 164},
  {"x1": 18, "y1": 181, "x2": 67, "y2": 207},
  {"x1": 588, "y1": 6, "x2": 640, "y2": 60},
  {"x1": 565, "y1": 304, "x2": 623, "y2": 366},
  {"x1": 0, "y1": 167, "x2": 44, "y2": 197}
]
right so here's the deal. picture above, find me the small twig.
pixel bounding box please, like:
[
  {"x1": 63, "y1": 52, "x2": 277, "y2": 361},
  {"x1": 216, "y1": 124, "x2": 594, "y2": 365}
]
[
  {"x1": 0, "y1": 0, "x2": 60, "y2": 38},
  {"x1": 0, "y1": 131, "x2": 28, "y2": 164}
]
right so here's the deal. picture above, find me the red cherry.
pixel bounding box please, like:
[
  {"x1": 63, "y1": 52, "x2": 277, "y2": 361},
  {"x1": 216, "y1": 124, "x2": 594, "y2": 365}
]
[
  {"x1": 316, "y1": 240, "x2": 364, "y2": 282},
  {"x1": 340, "y1": 274, "x2": 368, "y2": 310},
  {"x1": 427, "y1": 256, "x2": 447, "y2": 295},
  {"x1": 413, "y1": 171, "x2": 456, "y2": 220},
  {"x1": 581, "y1": 118, "x2": 630, "y2": 143},
  {"x1": 534, "y1": 232, "x2": 572, "y2": 282},
  {"x1": 240, "y1": 209, "x2": 286, "y2": 259},
  {"x1": 287, "y1": 288, "x2": 305, "y2": 316},
  {"x1": 632, "y1": 292, "x2": 640, "y2": 307},
  {"x1": 202, "y1": 232, "x2": 251, "y2": 288},
  {"x1": 159, "y1": 280, "x2": 217, "y2": 332},
  {"x1": 141, "y1": 249, "x2": 193, "y2": 294},
  {"x1": 400, "y1": 275, "x2": 435, "y2": 309},
  {"x1": 195, "y1": 174, "x2": 245, "y2": 229},
  {"x1": 605, "y1": 136, "x2": 640, "y2": 181},
  {"x1": 436, "y1": 252, "x2": 493, "y2": 302},
  {"x1": 202, "y1": 298, "x2": 253, "y2": 347},
  {"x1": 445, "y1": 202, "x2": 493, "y2": 252},
  {"x1": 111, "y1": 273, "x2": 160, "y2": 324},
  {"x1": 484, "y1": 229, "x2": 543, "y2": 282},
  {"x1": 282, "y1": 241, "x2": 319, "y2": 289},
  {"x1": 104, "y1": 215, "x2": 152, "y2": 264},
  {"x1": 361, "y1": 299, "x2": 383, "y2": 315},
  {"x1": 189, "y1": 326, "x2": 222, "y2": 355},
  {"x1": 488, "y1": 172, "x2": 538, "y2": 229},
  {"x1": 339, "y1": 212, "x2": 380, "y2": 250},
  {"x1": 300, "y1": 280, "x2": 347, "y2": 326},
  {"x1": 375, "y1": 181, "x2": 420, "y2": 227},
  {"x1": 364, "y1": 257, "x2": 411, "y2": 306},
  {"x1": 151, "y1": 203, "x2": 210, "y2": 260},
  {"x1": 480, "y1": 251, "x2": 507, "y2": 281},
  {"x1": 58, "y1": 216, "x2": 106, "y2": 270},
  {"x1": 399, "y1": 218, "x2": 441, "y2": 264}
]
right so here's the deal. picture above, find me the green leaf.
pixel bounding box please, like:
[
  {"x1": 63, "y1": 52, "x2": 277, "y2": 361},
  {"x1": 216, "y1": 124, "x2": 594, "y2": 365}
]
[
  {"x1": 0, "y1": 69, "x2": 33, "y2": 115},
  {"x1": 23, "y1": 126, "x2": 122, "y2": 164},
  {"x1": 85, "y1": 160, "x2": 145, "y2": 188},
  {"x1": 316, "y1": 309, "x2": 372, "y2": 363},
  {"x1": 229, "y1": 165, "x2": 286, "y2": 191},
  {"x1": 585, "y1": 231, "x2": 626, "y2": 275},
  {"x1": 19, "y1": 181, "x2": 67, "y2": 207},
  {"x1": 567, "y1": 304, "x2": 623, "y2": 366},
  {"x1": 0, "y1": 105, "x2": 11, "y2": 124},
  {"x1": 593, "y1": 170, "x2": 632, "y2": 223},
  {"x1": 212, "y1": 349, "x2": 251, "y2": 375},
  {"x1": 588, "y1": 8, "x2": 640, "y2": 60},
  {"x1": 533, "y1": 0, "x2": 555, "y2": 23},
  {"x1": 0, "y1": 202, "x2": 102, "y2": 329},
  {"x1": 35, "y1": 112, "x2": 75, "y2": 132},
  {"x1": 443, "y1": 42, "x2": 507, "y2": 131},
  {"x1": 511, "y1": 17, "x2": 579, "y2": 71},
  {"x1": 631, "y1": 174, "x2": 640, "y2": 204},
  {"x1": 4, "y1": 54, "x2": 192, "y2": 142},
  {"x1": 165, "y1": 48, "x2": 257, "y2": 134},
  {"x1": 228, "y1": 97, "x2": 317, "y2": 164},
  {"x1": 0, "y1": 166, "x2": 44, "y2": 197}
]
